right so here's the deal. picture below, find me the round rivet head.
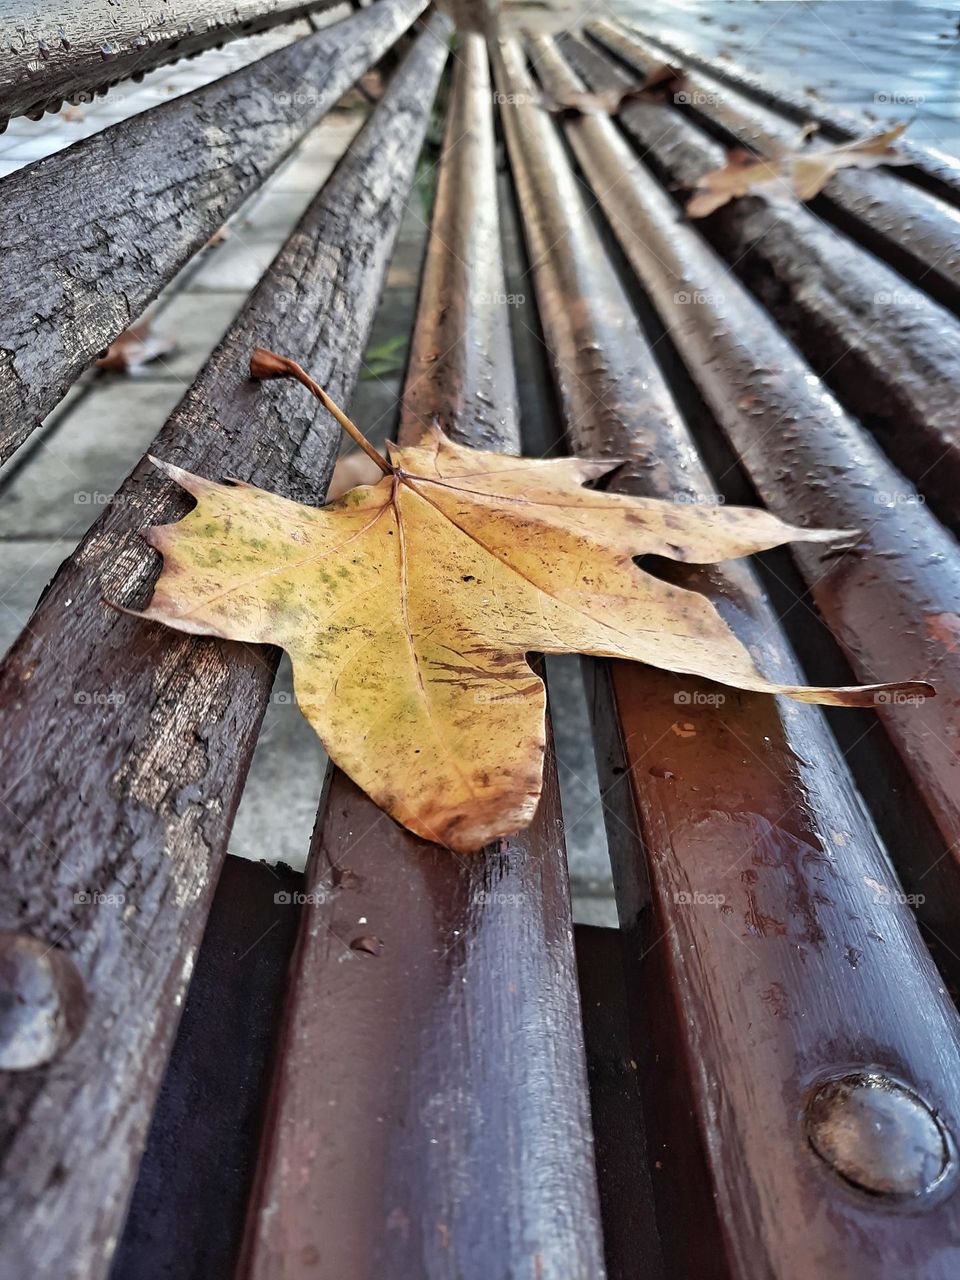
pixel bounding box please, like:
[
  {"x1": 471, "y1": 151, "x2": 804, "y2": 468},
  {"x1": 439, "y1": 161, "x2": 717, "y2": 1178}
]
[
  {"x1": 0, "y1": 932, "x2": 87, "y2": 1070},
  {"x1": 805, "y1": 1071, "x2": 952, "y2": 1197}
]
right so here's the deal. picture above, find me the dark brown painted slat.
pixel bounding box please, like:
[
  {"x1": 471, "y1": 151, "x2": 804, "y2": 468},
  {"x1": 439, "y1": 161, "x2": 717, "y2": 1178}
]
[
  {"x1": 608, "y1": 18, "x2": 960, "y2": 208},
  {"x1": 0, "y1": 0, "x2": 430, "y2": 463},
  {"x1": 574, "y1": 926, "x2": 664, "y2": 1280},
  {"x1": 0, "y1": 24, "x2": 449, "y2": 1280},
  {"x1": 556, "y1": 33, "x2": 960, "y2": 534},
  {"x1": 239, "y1": 35, "x2": 607, "y2": 1280},
  {"x1": 585, "y1": 18, "x2": 960, "y2": 315},
  {"x1": 497, "y1": 35, "x2": 960, "y2": 1279},
  {"x1": 518, "y1": 34, "x2": 960, "y2": 945},
  {"x1": 110, "y1": 856, "x2": 304, "y2": 1280},
  {"x1": 0, "y1": 0, "x2": 343, "y2": 123}
]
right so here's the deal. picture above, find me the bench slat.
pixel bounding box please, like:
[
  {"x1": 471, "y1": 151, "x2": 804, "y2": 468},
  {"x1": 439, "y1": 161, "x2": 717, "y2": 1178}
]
[
  {"x1": 558, "y1": 34, "x2": 960, "y2": 534},
  {"x1": 110, "y1": 857, "x2": 304, "y2": 1280},
  {"x1": 0, "y1": 0, "x2": 343, "y2": 123},
  {"x1": 516, "y1": 34, "x2": 960, "y2": 946},
  {"x1": 0, "y1": 0, "x2": 430, "y2": 462},
  {"x1": 498, "y1": 34, "x2": 960, "y2": 1277},
  {"x1": 585, "y1": 20, "x2": 960, "y2": 316},
  {"x1": 239, "y1": 35, "x2": 607, "y2": 1279},
  {"x1": 0, "y1": 22, "x2": 448, "y2": 1278}
]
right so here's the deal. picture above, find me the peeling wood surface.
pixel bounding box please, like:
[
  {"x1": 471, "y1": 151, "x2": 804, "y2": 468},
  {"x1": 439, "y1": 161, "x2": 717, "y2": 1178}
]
[
  {"x1": 0, "y1": 24, "x2": 447, "y2": 1279},
  {"x1": 0, "y1": 0, "x2": 430, "y2": 462},
  {"x1": 239, "y1": 35, "x2": 607, "y2": 1280},
  {"x1": 560, "y1": 33, "x2": 960, "y2": 534},
  {"x1": 498, "y1": 34, "x2": 960, "y2": 1278},
  {"x1": 0, "y1": 0, "x2": 344, "y2": 123}
]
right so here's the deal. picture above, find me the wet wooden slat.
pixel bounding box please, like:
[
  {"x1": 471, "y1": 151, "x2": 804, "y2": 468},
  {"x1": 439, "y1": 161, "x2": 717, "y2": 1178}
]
[
  {"x1": 519, "y1": 34, "x2": 960, "y2": 940},
  {"x1": 110, "y1": 857, "x2": 304, "y2": 1280},
  {"x1": 239, "y1": 33, "x2": 606, "y2": 1280},
  {"x1": 0, "y1": 0, "x2": 430, "y2": 462},
  {"x1": 0, "y1": 0, "x2": 343, "y2": 123},
  {"x1": 498, "y1": 35, "x2": 960, "y2": 1279},
  {"x1": 0, "y1": 24, "x2": 449, "y2": 1280},
  {"x1": 558, "y1": 33, "x2": 960, "y2": 533},
  {"x1": 585, "y1": 18, "x2": 960, "y2": 315},
  {"x1": 609, "y1": 18, "x2": 960, "y2": 208},
  {"x1": 574, "y1": 926, "x2": 664, "y2": 1280}
]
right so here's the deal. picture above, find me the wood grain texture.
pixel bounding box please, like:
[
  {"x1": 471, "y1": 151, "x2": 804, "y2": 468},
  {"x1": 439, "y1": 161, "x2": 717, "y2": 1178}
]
[
  {"x1": 239, "y1": 35, "x2": 607, "y2": 1280},
  {"x1": 517, "y1": 34, "x2": 960, "y2": 948},
  {"x1": 0, "y1": 0, "x2": 343, "y2": 122},
  {"x1": 0, "y1": 24, "x2": 448, "y2": 1279},
  {"x1": 609, "y1": 19, "x2": 960, "y2": 208},
  {"x1": 110, "y1": 857, "x2": 304, "y2": 1280},
  {"x1": 585, "y1": 19, "x2": 960, "y2": 314},
  {"x1": 558, "y1": 33, "x2": 960, "y2": 534},
  {"x1": 0, "y1": 0, "x2": 430, "y2": 461},
  {"x1": 499, "y1": 34, "x2": 960, "y2": 1278}
]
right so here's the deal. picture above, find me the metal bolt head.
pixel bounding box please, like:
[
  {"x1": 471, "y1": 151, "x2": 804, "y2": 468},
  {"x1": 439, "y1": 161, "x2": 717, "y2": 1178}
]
[
  {"x1": 805, "y1": 1071, "x2": 952, "y2": 1197},
  {"x1": 0, "y1": 932, "x2": 87, "y2": 1070}
]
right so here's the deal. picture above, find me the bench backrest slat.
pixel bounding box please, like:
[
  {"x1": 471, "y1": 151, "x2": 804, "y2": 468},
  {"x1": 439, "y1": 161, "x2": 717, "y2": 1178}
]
[
  {"x1": 0, "y1": 21, "x2": 444, "y2": 1278},
  {"x1": 239, "y1": 34, "x2": 608, "y2": 1280},
  {"x1": 0, "y1": 0, "x2": 344, "y2": 123},
  {"x1": 499, "y1": 33, "x2": 960, "y2": 1277},
  {"x1": 0, "y1": 0, "x2": 429, "y2": 461}
]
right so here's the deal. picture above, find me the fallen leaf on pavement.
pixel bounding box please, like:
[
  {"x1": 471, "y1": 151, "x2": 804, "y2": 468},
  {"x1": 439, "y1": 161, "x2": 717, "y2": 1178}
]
[
  {"x1": 95, "y1": 321, "x2": 176, "y2": 374},
  {"x1": 128, "y1": 349, "x2": 931, "y2": 852}
]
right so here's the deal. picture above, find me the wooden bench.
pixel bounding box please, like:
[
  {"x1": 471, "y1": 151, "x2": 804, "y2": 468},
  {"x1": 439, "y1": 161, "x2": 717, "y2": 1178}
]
[{"x1": 2, "y1": 6, "x2": 960, "y2": 1277}]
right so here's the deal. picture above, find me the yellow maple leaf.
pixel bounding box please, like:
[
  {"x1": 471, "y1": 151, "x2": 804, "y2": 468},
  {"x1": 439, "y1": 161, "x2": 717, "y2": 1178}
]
[{"x1": 130, "y1": 350, "x2": 930, "y2": 852}]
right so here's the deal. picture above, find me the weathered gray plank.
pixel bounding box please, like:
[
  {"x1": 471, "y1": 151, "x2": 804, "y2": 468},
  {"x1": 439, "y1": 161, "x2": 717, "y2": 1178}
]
[
  {"x1": 0, "y1": 0, "x2": 343, "y2": 123},
  {"x1": 0, "y1": 0, "x2": 430, "y2": 462},
  {"x1": 0, "y1": 19, "x2": 449, "y2": 1279}
]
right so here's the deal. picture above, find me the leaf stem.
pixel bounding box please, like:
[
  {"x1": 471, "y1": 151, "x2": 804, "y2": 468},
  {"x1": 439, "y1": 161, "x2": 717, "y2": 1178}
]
[{"x1": 249, "y1": 347, "x2": 392, "y2": 475}]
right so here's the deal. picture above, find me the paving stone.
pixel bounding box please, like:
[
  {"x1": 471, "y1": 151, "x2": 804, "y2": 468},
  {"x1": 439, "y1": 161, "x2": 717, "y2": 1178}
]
[
  {"x1": 0, "y1": 540, "x2": 73, "y2": 659},
  {"x1": 0, "y1": 381, "x2": 185, "y2": 539},
  {"x1": 228, "y1": 655, "x2": 327, "y2": 872},
  {"x1": 148, "y1": 291, "x2": 248, "y2": 382}
]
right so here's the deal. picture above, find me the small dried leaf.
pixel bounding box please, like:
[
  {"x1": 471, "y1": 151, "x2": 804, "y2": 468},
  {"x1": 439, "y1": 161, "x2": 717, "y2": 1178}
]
[
  {"x1": 95, "y1": 321, "x2": 175, "y2": 374},
  {"x1": 790, "y1": 122, "x2": 910, "y2": 200},
  {"x1": 686, "y1": 150, "x2": 791, "y2": 218},
  {"x1": 687, "y1": 122, "x2": 910, "y2": 217},
  {"x1": 540, "y1": 63, "x2": 684, "y2": 118}
]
